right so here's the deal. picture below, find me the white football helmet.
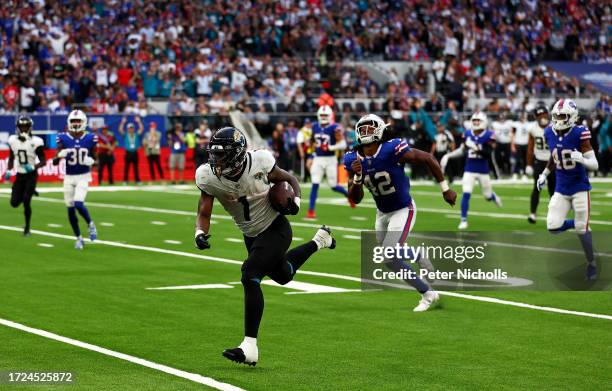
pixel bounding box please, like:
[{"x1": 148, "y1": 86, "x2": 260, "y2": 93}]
[
  {"x1": 317, "y1": 105, "x2": 333, "y2": 125},
  {"x1": 355, "y1": 114, "x2": 388, "y2": 145},
  {"x1": 68, "y1": 110, "x2": 87, "y2": 134},
  {"x1": 470, "y1": 111, "x2": 487, "y2": 132},
  {"x1": 551, "y1": 98, "x2": 578, "y2": 132}
]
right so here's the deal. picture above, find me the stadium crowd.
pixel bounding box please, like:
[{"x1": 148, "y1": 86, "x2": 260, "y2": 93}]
[{"x1": 0, "y1": 0, "x2": 609, "y2": 114}]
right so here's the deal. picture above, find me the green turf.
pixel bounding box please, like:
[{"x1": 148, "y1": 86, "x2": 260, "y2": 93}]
[{"x1": 1, "y1": 182, "x2": 611, "y2": 390}]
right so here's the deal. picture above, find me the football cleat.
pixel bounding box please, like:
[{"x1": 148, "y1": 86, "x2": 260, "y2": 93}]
[
  {"x1": 306, "y1": 209, "x2": 317, "y2": 219},
  {"x1": 528, "y1": 213, "x2": 536, "y2": 224},
  {"x1": 23, "y1": 228, "x2": 31, "y2": 237},
  {"x1": 223, "y1": 343, "x2": 258, "y2": 366},
  {"x1": 348, "y1": 198, "x2": 356, "y2": 208},
  {"x1": 413, "y1": 290, "x2": 440, "y2": 312},
  {"x1": 494, "y1": 195, "x2": 503, "y2": 208},
  {"x1": 88, "y1": 222, "x2": 97, "y2": 241},
  {"x1": 458, "y1": 220, "x2": 468, "y2": 230},
  {"x1": 75, "y1": 237, "x2": 85, "y2": 250},
  {"x1": 586, "y1": 263, "x2": 597, "y2": 281},
  {"x1": 312, "y1": 225, "x2": 336, "y2": 250}
]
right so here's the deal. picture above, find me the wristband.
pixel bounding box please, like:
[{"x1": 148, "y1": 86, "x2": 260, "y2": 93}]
[
  {"x1": 195, "y1": 229, "x2": 206, "y2": 238},
  {"x1": 439, "y1": 180, "x2": 450, "y2": 192},
  {"x1": 354, "y1": 173, "x2": 363, "y2": 185}
]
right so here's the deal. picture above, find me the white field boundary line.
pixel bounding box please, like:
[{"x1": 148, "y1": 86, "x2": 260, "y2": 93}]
[
  {"x1": 1, "y1": 225, "x2": 610, "y2": 321},
  {"x1": 0, "y1": 317, "x2": 244, "y2": 391},
  {"x1": 3, "y1": 193, "x2": 612, "y2": 228}
]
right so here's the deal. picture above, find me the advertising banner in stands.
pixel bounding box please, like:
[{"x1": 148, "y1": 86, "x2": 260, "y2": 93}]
[{"x1": 545, "y1": 62, "x2": 612, "y2": 95}]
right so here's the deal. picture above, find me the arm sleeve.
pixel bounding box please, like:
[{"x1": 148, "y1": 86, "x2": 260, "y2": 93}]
[
  {"x1": 581, "y1": 150, "x2": 599, "y2": 171},
  {"x1": 329, "y1": 139, "x2": 347, "y2": 151}
]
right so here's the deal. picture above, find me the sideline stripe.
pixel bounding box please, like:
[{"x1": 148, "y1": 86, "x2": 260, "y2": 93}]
[
  {"x1": 0, "y1": 317, "x2": 244, "y2": 391},
  {"x1": 0, "y1": 225, "x2": 610, "y2": 321}
]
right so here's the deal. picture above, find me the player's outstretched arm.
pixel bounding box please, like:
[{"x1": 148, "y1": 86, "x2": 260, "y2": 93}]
[
  {"x1": 347, "y1": 157, "x2": 364, "y2": 204},
  {"x1": 195, "y1": 191, "x2": 214, "y2": 250},
  {"x1": 400, "y1": 148, "x2": 457, "y2": 206},
  {"x1": 268, "y1": 166, "x2": 301, "y2": 214}
]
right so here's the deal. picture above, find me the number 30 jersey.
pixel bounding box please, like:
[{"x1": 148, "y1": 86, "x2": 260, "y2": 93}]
[
  {"x1": 57, "y1": 132, "x2": 98, "y2": 175},
  {"x1": 544, "y1": 125, "x2": 591, "y2": 196},
  {"x1": 8, "y1": 135, "x2": 44, "y2": 174},
  {"x1": 343, "y1": 138, "x2": 412, "y2": 213},
  {"x1": 195, "y1": 149, "x2": 280, "y2": 237}
]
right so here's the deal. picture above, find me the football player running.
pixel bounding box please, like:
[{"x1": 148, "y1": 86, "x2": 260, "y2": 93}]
[
  {"x1": 306, "y1": 105, "x2": 353, "y2": 219},
  {"x1": 53, "y1": 110, "x2": 98, "y2": 250},
  {"x1": 195, "y1": 127, "x2": 336, "y2": 366},
  {"x1": 344, "y1": 114, "x2": 457, "y2": 312},
  {"x1": 4, "y1": 116, "x2": 46, "y2": 236},
  {"x1": 525, "y1": 104, "x2": 556, "y2": 224},
  {"x1": 537, "y1": 99, "x2": 598, "y2": 280},
  {"x1": 441, "y1": 112, "x2": 503, "y2": 230}
]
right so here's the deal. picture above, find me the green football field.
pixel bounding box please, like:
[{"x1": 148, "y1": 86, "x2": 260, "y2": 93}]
[{"x1": 1, "y1": 181, "x2": 611, "y2": 390}]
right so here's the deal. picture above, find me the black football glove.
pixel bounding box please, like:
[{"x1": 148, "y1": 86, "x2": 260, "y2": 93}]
[
  {"x1": 286, "y1": 196, "x2": 300, "y2": 215},
  {"x1": 195, "y1": 232, "x2": 211, "y2": 250}
]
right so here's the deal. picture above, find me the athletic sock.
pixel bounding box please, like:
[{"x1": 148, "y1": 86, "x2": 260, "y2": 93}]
[
  {"x1": 242, "y1": 278, "x2": 264, "y2": 338},
  {"x1": 578, "y1": 231, "x2": 595, "y2": 265},
  {"x1": 24, "y1": 201, "x2": 32, "y2": 231},
  {"x1": 461, "y1": 192, "x2": 471, "y2": 219},
  {"x1": 74, "y1": 201, "x2": 92, "y2": 224},
  {"x1": 386, "y1": 259, "x2": 430, "y2": 294},
  {"x1": 286, "y1": 241, "x2": 319, "y2": 273},
  {"x1": 530, "y1": 188, "x2": 539, "y2": 214},
  {"x1": 332, "y1": 185, "x2": 349, "y2": 197},
  {"x1": 241, "y1": 336, "x2": 257, "y2": 347},
  {"x1": 67, "y1": 207, "x2": 80, "y2": 237},
  {"x1": 309, "y1": 183, "x2": 319, "y2": 211}
]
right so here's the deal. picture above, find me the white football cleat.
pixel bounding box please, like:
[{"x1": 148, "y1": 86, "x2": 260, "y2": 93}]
[
  {"x1": 88, "y1": 222, "x2": 97, "y2": 241},
  {"x1": 494, "y1": 195, "x2": 503, "y2": 208},
  {"x1": 312, "y1": 225, "x2": 336, "y2": 250},
  {"x1": 413, "y1": 290, "x2": 440, "y2": 312},
  {"x1": 458, "y1": 220, "x2": 468, "y2": 230},
  {"x1": 75, "y1": 237, "x2": 84, "y2": 250},
  {"x1": 528, "y1": 213, "x2": 537, "y2": 224}
]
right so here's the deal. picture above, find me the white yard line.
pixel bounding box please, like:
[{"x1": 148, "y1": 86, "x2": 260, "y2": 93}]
[
  {"x1": 1, "y1": 224, "x2": 610, "y2": 321},
  {"x1": 0, "y1": 317, "x2": 244, "y2": 391}
]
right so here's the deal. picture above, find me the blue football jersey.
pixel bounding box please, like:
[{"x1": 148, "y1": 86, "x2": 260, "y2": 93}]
[
  {"x1": 463, "y1": 129, "x2": 495, "y2": 174},
  {"x1": 544, "y1": 125, "x2": 592, "y2": 195},
  {"x1": 343, "y1": 138, "x2": 412, "y2": 213},
  {"x1": 313, "y1": 122, "x2": 340, "y2": 157},
  {"x1": 57, "y1": 132, "x2": 98, "y2": 175}
]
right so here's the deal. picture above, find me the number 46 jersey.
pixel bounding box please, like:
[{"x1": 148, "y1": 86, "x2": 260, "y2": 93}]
[
  {"x1": 344, "y1": 138, "x2": 412, "y2": 213},
  {"x1": 544, "y1": 125, "x2": 591, "y2": 196},
  {"x1": 195, "y1": 149, "x2": 280, "y2": 238}
]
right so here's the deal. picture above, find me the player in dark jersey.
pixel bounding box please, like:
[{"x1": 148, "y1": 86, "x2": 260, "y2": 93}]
[
  {"x1": 537, "y1": 99, "x2": 599, "y2": 280},
  {"x1": 53, "y1": 110, "x2": 98, "y2": 249},
  {"x1": 441, "y1": 112, "x2": 503, "y2": 230},
  {"x1": 4, "y1": 116, "x2": 46, "y2": 236},
  {"x1": 345, "y1": 114, "x2": 457, "y2": 312}
]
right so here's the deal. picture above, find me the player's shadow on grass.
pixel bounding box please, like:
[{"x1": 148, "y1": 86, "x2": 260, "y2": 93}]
[{"x1": 552, "y1": 263, "x2": 606, "y2": 291}]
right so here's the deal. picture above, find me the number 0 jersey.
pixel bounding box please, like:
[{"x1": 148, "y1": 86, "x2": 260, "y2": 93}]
[
  {"x1": 544, "y1": 125, "x2": 591, "y2": 196},
  {"x1": 8, "y1": 135, "x2": 44, "y2": 174},
  {"x1": 57, "y1": 132, "x2": 98, "y2": 175},
  {"x1": 343, "y1": 138, "x2": 412, "y2": 214},
  {"x1": 195, "y1": 149, "x2": 280, "y2": 237},
  {"x1": 526, "y1": 121, "x2": 550, "y2": 162}
]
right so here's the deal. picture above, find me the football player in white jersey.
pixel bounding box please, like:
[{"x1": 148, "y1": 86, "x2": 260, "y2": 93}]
[
  {"x1": 194, "y1": 127, "x2": 336, "y2": 366},
  {"x1": 511, "y1": 112, "x2": 529, "y2": 180},
  {"x1": 4, "y1": 116, "x2": 46, "y2": 236},
  {"x1": 490, "y1": 110, "x2": 513, "y2": 176},
  {"x1": 525, "y1": 104, "x2": 555, "y2": 224}
]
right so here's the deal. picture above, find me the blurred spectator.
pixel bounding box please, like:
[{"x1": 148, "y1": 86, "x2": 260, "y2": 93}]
[
  {"x1": 167, "y1": 123, "x2": 186, "y2": 184},
  {"x1": 194, "y1": 121, "x2": 212, "y2": 168},
  {"x1": 144, "y1": 122, "x2": 164, "y2": 182},
  {"x1": 119, "y1": 116, "x2": 144, "y2": 184},
  {"x1": 96, "y1": 125, "x2": 117, "y2": 185}
]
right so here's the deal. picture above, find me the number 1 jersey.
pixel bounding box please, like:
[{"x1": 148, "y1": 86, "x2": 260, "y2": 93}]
[
  {"x1": 195, "y1": 149, "x2": 280, "y2": 237},
  {"x1": 343, "y1": 138, "x2": 412, "y2": 213},
  {"x1": 544, "y1": 125, "x2": 591, "y2": 196}
]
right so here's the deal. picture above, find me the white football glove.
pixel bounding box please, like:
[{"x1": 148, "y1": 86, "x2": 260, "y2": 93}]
[
  {"x1": 440, "y1": 154, "x2": 449, "y2": 172},
  {"x1": 570, "y1": 150, "x2": 584, "y2": 164},
  {"x1": 57, "y1": 149, "x2": 72, "y2": 158},
  {"x1": 525, "y1": 165, "x2": 534, "y2": 177},
  {"x1": 536, "y1": 173, "x2": 547, "y2": 192},
  {"x1": 83, "y1": 156, "x2": 95, "y2": 166},
  {"x1": 464, "y1": 138, "x2": 478, "y2": 151}
]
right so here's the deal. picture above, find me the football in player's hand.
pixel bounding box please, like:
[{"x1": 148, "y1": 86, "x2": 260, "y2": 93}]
[{"x1": 269, "y1": 181, "x2": 296, "y2": 215}]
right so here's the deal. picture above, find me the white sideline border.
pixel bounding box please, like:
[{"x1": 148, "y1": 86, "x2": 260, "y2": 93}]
[
  {"x1": 0, "y1": 224, "x2": 610, "y2": 321},
  {"x1": 0, "y1": 317, "x2": 244, "y2": 391}
]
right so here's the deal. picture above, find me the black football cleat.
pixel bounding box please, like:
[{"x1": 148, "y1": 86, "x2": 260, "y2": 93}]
[
  {"x1": 23, "y1": 228, "x2": 31, "y2": 237},
  {"x1": 222, "y1": 348, "x2": 257, "y2": 366},
  {"x1": 586, "y1": 263, "x2": 597, "y2": 281}
]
